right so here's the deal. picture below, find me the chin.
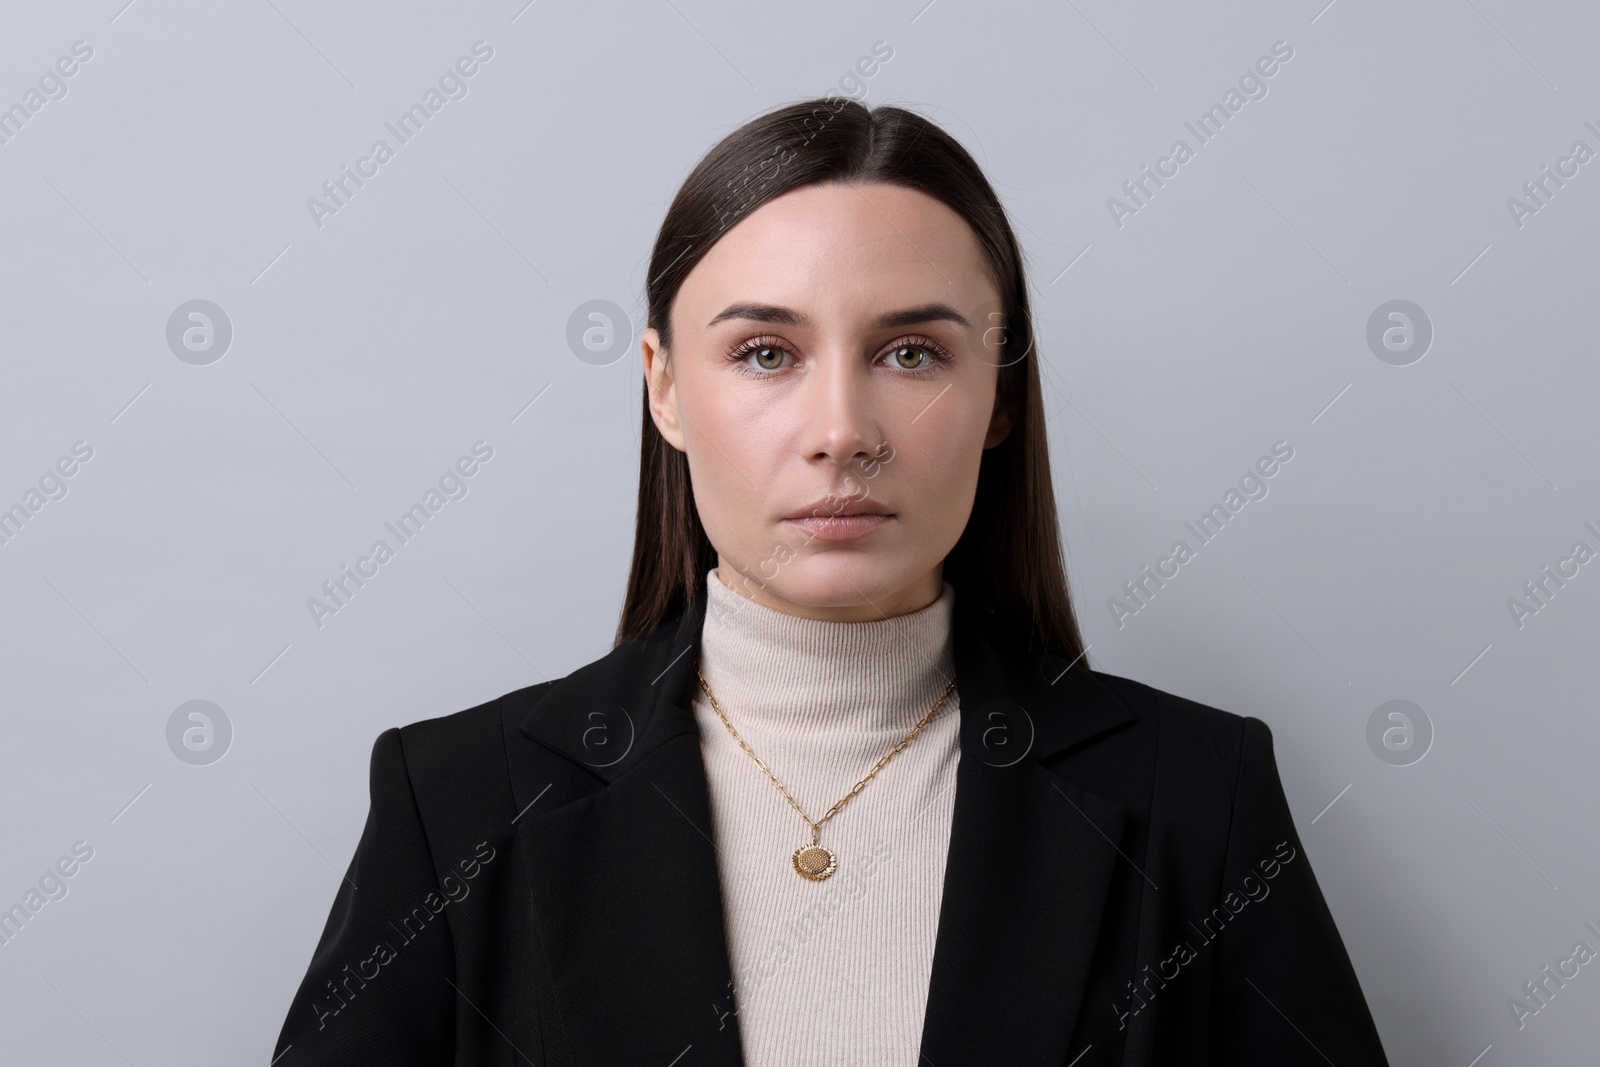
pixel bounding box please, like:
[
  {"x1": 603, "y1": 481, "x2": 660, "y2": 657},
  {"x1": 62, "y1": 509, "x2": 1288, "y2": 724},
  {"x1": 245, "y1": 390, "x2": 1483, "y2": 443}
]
[{"x1": 758, "y1": 553, "x2": 916, "y2": 611}]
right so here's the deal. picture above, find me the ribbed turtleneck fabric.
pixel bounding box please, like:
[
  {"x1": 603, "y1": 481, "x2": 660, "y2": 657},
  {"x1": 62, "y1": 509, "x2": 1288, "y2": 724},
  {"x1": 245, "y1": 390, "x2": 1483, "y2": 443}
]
[{"x1": 689, "y1": 567, "x2": 962, "y2": 1066}]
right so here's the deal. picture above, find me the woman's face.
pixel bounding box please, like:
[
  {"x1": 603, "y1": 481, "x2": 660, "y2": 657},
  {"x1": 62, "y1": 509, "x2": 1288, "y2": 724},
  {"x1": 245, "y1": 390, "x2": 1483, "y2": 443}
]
[{"x1": 641, "y1": 180, "x2": 1014, "y2": 622}]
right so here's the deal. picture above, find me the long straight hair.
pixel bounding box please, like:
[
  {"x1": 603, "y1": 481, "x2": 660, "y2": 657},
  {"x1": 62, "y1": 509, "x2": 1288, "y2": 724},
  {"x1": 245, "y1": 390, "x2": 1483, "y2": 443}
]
[{"x1": 616, "y1": 96, "x2": 1087, "y2": 666}]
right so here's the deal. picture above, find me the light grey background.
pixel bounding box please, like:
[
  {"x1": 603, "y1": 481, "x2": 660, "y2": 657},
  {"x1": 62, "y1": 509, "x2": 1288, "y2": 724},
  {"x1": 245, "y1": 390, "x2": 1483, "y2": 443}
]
[{"x1": 1, "y1": 0, "x2": 1596, "y2": 1063}]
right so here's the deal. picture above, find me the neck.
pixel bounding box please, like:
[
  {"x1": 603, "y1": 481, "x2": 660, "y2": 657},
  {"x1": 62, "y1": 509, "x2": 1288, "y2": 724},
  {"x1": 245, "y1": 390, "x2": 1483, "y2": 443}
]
[
  {"x1": 712, "y1": 558, "x2": 944, "y2": 622},
  {"x1": 695, "y1": 567, "x2": 957, "y2": 735}
]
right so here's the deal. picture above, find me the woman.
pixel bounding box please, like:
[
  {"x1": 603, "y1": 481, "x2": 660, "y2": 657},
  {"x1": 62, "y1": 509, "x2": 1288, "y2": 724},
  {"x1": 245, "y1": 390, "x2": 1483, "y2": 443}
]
[{"x1": 272, "y1": 97, "x2": 1389, "y2": 1065}]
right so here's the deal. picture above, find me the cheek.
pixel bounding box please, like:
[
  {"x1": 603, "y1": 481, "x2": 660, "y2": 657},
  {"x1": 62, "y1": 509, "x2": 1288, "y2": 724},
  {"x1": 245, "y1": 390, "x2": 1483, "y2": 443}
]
[
  {"x1": 683, "y1": 387, "x2": 785, "y2": 486},
  {"x1": 913, "y1": 432, "x2": 983, "y2": 500},
  {"x1": 677, "y1": 384, "x2": 782, "y2": 549},
  {"x1": 886, "y1": 397, "x2": 990, "y2": 507}
]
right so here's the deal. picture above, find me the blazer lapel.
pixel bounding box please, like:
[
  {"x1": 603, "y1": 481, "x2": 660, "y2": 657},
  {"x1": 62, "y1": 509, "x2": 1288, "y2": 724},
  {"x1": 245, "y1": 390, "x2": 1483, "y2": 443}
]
[
  {"x1": 916, "y1": 599, "x2": 1136, "y2": 1066},
  {"x1": 510, "y1": 591, "x2": 744, "y2": 1066},
  {"x1": 510, "y1": 584, "x2": 1137, "y2": 1067}
]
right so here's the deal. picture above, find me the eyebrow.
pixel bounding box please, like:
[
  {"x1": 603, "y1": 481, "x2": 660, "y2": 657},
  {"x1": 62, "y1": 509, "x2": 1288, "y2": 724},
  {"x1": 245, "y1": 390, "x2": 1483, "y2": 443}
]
[{"x1": 705, "y1": 302, "x2": 972, "y2": 331}]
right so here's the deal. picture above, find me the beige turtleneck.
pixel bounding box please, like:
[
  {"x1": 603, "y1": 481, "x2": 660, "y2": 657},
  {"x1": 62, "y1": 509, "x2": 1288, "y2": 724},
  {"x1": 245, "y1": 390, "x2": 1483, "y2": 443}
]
[{"x1": 689, "y1": 566, "x2": 962, "y2": 1066}]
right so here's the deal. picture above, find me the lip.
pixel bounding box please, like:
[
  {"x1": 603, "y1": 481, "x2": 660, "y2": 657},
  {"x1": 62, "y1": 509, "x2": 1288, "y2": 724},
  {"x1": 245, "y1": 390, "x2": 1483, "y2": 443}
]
[
  {"x1": 783, "y1": 496, "x2": 893, "y2": 520},
  {"x1": 783, "y1": 513, "x2": 894, "y2": 541},
  {"x1": 782, "y1": 495, "x2": 895, "y2": 541}
]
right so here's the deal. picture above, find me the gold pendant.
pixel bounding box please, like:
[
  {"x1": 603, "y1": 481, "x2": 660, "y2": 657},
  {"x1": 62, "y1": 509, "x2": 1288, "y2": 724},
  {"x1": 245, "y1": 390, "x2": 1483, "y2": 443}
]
[{"x1": 792, "y1": 843, "x2": 837, "y2": 880}]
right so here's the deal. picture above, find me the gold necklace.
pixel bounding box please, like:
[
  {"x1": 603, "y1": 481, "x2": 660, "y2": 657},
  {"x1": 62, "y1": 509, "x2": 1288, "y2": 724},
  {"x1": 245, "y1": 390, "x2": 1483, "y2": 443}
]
[{"x1": 694, "y1": 667, "x2": 958, "y2": 881}]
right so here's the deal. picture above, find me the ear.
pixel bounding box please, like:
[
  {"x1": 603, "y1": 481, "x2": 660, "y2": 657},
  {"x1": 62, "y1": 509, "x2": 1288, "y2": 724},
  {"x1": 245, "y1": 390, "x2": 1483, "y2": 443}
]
[
  {"x1": 642, "y1": 327, "x2": 688, "y2": 452},
  {"x1": 983, "y1": 388, "x2": 1017, "y2": 449}
]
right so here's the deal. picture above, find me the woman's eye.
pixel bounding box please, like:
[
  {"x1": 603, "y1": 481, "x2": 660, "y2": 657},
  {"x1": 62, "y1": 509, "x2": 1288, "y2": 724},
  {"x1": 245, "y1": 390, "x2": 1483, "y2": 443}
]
[
  {"x1": 884, "y1": 344, "x2": 936, "y2": 370},
  {"x1": 728, "y1": 337, "x2": 949, "y2": 377},
  {"x1": 746, "y1": 345, "x2": 787, "y2": 371}
]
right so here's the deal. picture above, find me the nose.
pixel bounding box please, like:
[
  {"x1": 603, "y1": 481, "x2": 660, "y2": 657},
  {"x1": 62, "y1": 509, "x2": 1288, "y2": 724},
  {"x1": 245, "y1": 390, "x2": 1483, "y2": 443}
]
[{"x1": 796, "y1": 346, "x2": 882, "y2": 471}]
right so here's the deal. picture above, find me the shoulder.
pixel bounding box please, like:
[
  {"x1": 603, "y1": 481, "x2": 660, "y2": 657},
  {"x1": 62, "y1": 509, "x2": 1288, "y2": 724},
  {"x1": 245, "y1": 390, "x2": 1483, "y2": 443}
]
[
  {"x1": 352, "y1": 677, "x2": 562, "y2": 833},
  {"x1": 1063, "y1": 666, "x2": 1279, "y2": 812},
  {"x1": 1089, "y1": 667, "x2": 1268, "y2": 747},
  {"x1": 384, "y1": 677, "x2": 559, "y2": 778},
  {"x1": 375, "y1": 618, "x2": 681, "y2": 800}
]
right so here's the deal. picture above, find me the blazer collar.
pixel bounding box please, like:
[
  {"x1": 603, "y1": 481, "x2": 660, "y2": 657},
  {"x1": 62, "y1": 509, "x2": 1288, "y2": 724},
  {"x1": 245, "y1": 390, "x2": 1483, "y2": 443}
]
[
  {"x1": 513, "y1": 580, "x2": 1137, "y2": 1066},
  {"x1": 518, "y1": 585, "x2": 1134, "y2": 778}
]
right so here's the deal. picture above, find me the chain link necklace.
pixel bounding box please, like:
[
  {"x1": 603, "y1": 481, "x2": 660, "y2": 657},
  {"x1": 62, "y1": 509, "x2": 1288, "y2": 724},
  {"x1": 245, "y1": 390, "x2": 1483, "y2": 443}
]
[{"x1": 694, "y1": 666, "x2": 958, "y2": 880}]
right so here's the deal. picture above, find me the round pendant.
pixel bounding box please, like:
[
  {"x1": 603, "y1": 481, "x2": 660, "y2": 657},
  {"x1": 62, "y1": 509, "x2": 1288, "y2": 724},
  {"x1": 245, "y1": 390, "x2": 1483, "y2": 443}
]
[{"x1": 792, "y1": 843, "x2": 837, "y2": 880}]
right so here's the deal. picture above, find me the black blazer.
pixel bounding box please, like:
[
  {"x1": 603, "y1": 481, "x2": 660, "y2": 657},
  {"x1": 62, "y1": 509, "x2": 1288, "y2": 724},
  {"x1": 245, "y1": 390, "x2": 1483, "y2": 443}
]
[{"x1": 272, "y1": 588, "x2": 1389, "y2": 1066}]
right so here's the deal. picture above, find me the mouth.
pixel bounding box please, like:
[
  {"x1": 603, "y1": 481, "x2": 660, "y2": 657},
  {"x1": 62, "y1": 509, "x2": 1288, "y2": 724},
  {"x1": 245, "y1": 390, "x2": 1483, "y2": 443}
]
[
  {"x1": 782, "y1": 497, "x2": 895, "y2": 541},
  {"x1": 783, "y1": 496, "x2": 893, "y2": 520}
]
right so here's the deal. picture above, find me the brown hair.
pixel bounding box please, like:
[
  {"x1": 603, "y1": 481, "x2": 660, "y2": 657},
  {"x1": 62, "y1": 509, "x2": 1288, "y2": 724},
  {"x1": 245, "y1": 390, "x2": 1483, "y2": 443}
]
[{"x1": 616, "y1": 96, "x2": 1087, "y2": 665}]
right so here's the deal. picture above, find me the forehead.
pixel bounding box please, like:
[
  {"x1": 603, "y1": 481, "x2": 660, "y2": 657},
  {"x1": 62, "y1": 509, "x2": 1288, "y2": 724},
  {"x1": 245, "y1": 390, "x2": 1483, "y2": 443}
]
[{"x1": 675, "y1": 181, "x2": 997, "y2": 328}]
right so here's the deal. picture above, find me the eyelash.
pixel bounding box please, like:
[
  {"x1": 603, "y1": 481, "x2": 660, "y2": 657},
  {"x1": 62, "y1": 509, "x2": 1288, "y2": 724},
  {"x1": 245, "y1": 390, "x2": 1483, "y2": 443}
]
[{"x1": 725, "y1": 334, "x2": 955, "y2": 379}]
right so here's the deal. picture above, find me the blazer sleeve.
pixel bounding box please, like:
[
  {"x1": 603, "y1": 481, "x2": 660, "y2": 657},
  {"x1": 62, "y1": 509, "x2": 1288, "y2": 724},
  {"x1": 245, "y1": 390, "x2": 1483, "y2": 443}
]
[
  {"x1": 271, "y1": 727, "x2": 455, "y2": 1065},
  {"x1": 1208, "y1": 716, "x2": 1390, "y2": 1064}
]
